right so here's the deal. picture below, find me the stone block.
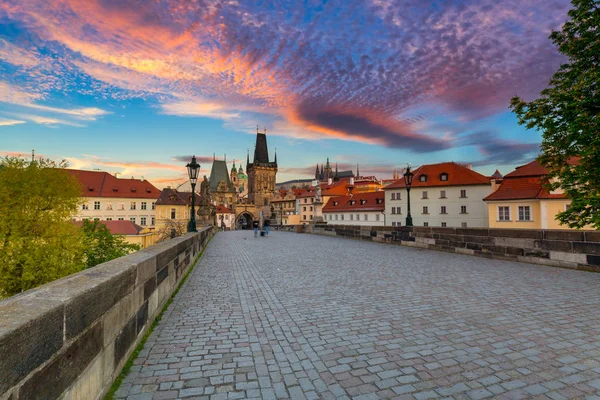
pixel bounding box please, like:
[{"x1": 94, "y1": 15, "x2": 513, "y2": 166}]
[
  {"x1": 456, "y1": 228, "x2": 490, "y2": 237},
  {"x1": 157, "y1": 265, "x2": 169, "y2": 286},
  {"x1": 103, "y1": 292, "x2": 136, "y2": 346},
  {"x1": 543, "y1": 230, "x2": 584, "y2": 242},
  {"x1": 524, "y1": 249, "x2": 549, "y2": 258},
  {"x1": 466, "y1": 243, "x2": 482, "y2": 251},
  {"x1": 481, "y1": 244, "x2": 507, "y2": 254},
  {"x1": 455, "y1": 247, "x2": 475, "y2": 255},
  {"x1": 585, "y1": 231, "x2": 600, "y2": 242},
  {"x1": 505, "y1": 246, "x2": 525, "y2": 256},
  {"x1": 19, "y1": 322, "x2": 103, "y2": 400},
  {"x1": 431, "y1": 227, "x2": 457, "y2": 234},
  {"x1": 463, "y1": 235, "x2": 494, "y2": 244},
  {"x1": 573, "y1": 241, "x2": 600, "y2": 255},
  {"x1": 144, "y1": 276, "x2": 157, "y2": 301},
  {"x1": 136, "y1": 301, "x2": 149, "y2": 335},
  {"x1": 114, "y1": 317, "x2": 137, "y2": 367},
  {"x1": 494, "y1": 236, "x2": 535, "y2": 249},
  {"x1": 0, "y1": 295, "x2": 64, "y2": 394},
  {"x1": 67, "y1": 352, "x2": 104, "y2": 400},
  {"x1": 123, "y1": 251, "x2": 157, "y2": 286},
  {"x1": 549, "y1": 251, "x2": 587, "y2": 264},
  {"x1": 534, "y1": 240, "x2": 573, "y2": 252},
  {"x1": 148, "y1": 290, "x2": 159, "y2": 321},
  {"x1": 65, "y1": 263, "x2": 136, "y2": 339},
  {"x1": 492, "y1": 229, "x2": 543, "y2": 239}
]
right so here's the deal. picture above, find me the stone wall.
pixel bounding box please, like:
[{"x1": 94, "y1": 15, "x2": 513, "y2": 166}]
[
  {"x1": 0, "y1": 227, "x2": 213, "y2": 400},
  {"x1": 311, "y1": 224, "x2": 600, "y2": 272}
]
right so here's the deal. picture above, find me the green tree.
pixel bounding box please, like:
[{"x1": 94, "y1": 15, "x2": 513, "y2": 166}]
[
  {"x1": 0, "y1": 156, "x2": 85, "y2": 298},
  {"x1": 81, "y1": 220, "x2": 141, "y2": 268},
  {"x1": 510, "y1": 0, "x2": 600, "y2": 229}
]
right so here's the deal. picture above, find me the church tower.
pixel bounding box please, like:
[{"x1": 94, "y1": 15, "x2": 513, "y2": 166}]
[{"x1": 247, "y1": 126, "x2": 278, "y2": 206}]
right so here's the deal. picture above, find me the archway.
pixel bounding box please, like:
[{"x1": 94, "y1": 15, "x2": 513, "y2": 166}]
[{"x1": 236, "y1": 212, "x2": 254, "y2": 230}]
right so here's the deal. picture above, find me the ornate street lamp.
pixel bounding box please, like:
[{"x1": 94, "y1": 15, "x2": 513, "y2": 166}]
[
  {"x1": 186, "y1": 155, "x2": 200, "y2": 232},
  {"x1": 403, "y1": 164, "x2": 414, "y2": 227}
]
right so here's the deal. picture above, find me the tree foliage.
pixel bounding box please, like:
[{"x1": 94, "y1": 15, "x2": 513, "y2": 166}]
[
  {"x1": 81, "y1": 220, "x2": 141, "y2": 268},
  {"x1": 510, "y1": 0, "x2": 600, "y2": 229},
  {"x1": 0, "y1": 156, "x2": 85, "y2": 298},
  {"x1": 155, "y1": 219, "x2": 187, "y2": 243}
]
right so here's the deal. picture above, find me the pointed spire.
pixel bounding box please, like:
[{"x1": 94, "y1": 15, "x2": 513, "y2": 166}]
[
  {"x1": 335, "y1": 162, "x2": 338, "y2": 174},
  {"x1": 357, "y1": 164, "x2": 360, "y2": 179},
  {"x1": 246, "y1": 149, "x2": 250, "y2": 166},
  {"x1": 256, "y1": 124, "x2": 259, "y2": 133},
  {"x1": 326, "y1": 157, "x2": 330, "y2": 168},
  {"x1": 224, "y1": 153, "x2": 226, "y2": 162},
  {"x1": 274, "y1": 147, "x2": 277, "y2": 164}
]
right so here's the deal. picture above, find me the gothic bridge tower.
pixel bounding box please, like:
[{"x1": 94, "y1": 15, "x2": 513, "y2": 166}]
[{"x1": 247, "y1": 126, "x2": 278, "y2": 207}]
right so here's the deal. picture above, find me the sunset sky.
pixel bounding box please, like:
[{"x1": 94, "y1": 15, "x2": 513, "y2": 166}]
[{"x1": 0, "y1": 0, "x2": 571, "y2": 187}]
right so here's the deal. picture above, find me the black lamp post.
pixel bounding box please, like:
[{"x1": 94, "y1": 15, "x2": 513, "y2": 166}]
[
  {"x1": 403, "y1": 164, "x2": 414, "y2": 227},
  {"x1": 279, "y1": 203, "x2": 284, "y2": 225},
  {"x1": 186, "y1": 155, "x2": 200, "y2": 232}
]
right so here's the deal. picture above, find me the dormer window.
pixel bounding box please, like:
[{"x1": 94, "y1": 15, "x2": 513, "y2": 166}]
[
  {"x1": 419, "y1": 175, "x2": 427, "y2": 182},
  {"x1": 112, "y1": 187, "x2": 118, "y2": 192},
  {"x1": 131, "y1": 187, "x2": 137, "y2": 192},
  {"x1": 440, "y1": 173, "x2": 448, "y2": 181},
  {"x1": 350, "y1": 200, "x2": 355, "y2": 205},
  {"x1": 376, "y1": 199, "x2": 383, "y2": 204},
  {"x1": 333, "y1": 201, "x2": 338, "y2": 206},
  {"x1": 360, "y1": 199, "x2": 366, "y2": 205},
  {"x1": 146, "y1": 188, "x2": 151, "y2": 193},
  {"x1": 169, "y1": 194, "x2": 177, "y2": 201},
  {"x1": 88, "y1": 186, "x2": 95, "y2": 192}
]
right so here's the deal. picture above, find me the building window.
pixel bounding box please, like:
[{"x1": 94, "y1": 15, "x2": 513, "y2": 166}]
[
  {"x1": 82, "y1": 203, "x2": 89, "y2": 210},
  {"x1": 441, "y1": 222, "x2": 447, "y2": 227},
  {"x1": 350, "y1": 214, "x2": 354, "y2": 220},
  {"x1": 364, "y1": 214, "x2": 368, "y2": 221},
  {"x1": 518, "y1": 206, "x2": 531, "y2": 221},
  {"x1": 462, "y1": 222, "x2": 467, "y2": 228},
  {"x1": 106, "y1": 217, "x2": 112, "y2": 221},
  {"x1": 397, "y1": 206, "x2": 401, "y2": 214},
  {"x1": 440, "y1": 190, "x2": 446, "y2": 198},
  {"x1": 303, "y1": 206, "x2": 306, "y2": 212},
  {"x1": 304, "y1": 198, "x2": 307, "y2": 203},
  {"x1": 356, "y1": 214, "x2": 360, "y2": 221},
  {"x1": 392, "y1": 222, "x2": 396, "y2": 227},
  {"x1": 151, "y1": 217, "x2": 155, "y2": 225},
  {"x1": 170, "y1": 208, "x2": 176, "y2": 219},
  {"x1": 130, "y1": 201, "x2": 136, "y2": 210},
  {"x1": 310, "y1": 206, "x2": 313, "y2": 211},
  {"x1": 119, "y1": 202, "x2": 125, "y2": 210},
  {"x1": 140, "y1": 217, "x2": 147, "y2": 225},
  {"x1": 106, "y1": 203, "x2": 113, "y2": 210},
  {"x1": 93, "y1": 218, "x2": 100, "y2": 221},
  {"x1": 130, "y1": 217, "x2": 136, "y2": 223},
  {"x1": 391, "y1": 207, "x2": 395, "y2": 215},
  {"x1": 460, "y1": 205, "x2": 467, "y2": 214},
  {"x1": 460, "y1": 189, "x2": 467, "y2": 198},
  {"x1": 93, "y1": 201, "x2": 100, "y2": 210},
  {"x1": 424, "y1": 222, "x2": 429, "y2": 227},
  {"x1": 151, "y1": 202, "x2": 156, "y2": 210},
  {"x1": 310, "y1": 215, "x2": 313, "y2": 220},
  {"x1": 118, "y1": 217, "x2": 124, "y2": 221},
  {"x1": 141, "y1": 202, "x2": 147, "y2": 210},
  {"x1": 440, "y1": 173, "x2": 448, "y2": 181},
  {"x1": 565, "y1": 203, "x2": 571, "y2": 210},
  {"x1": 396, "y1": 192, "x2": 401, "y2": 200},
  {"x1": 422, "y1": 191, "x2": 428, "y2": 199},
  {"x1": 375, "y1": 214, "x2": 380, "y2": 221},
  {"x1": 303, "y1": 215, "x2": 307, "y2": 220},
  {"x1": 423, "y1": 206, "x2": 429, "y2": 214},
  {"x1": 341, "y1": 214, "x2": 344, "y2": 220},
  {"x1": 441, "y1": 206, "x2": 447, "y2": 214},
  {"x1": 335, "y1": 215, "x2": 338, "y2": 220},
  {"x1": 391, "y1": 193, "x2": 396, "y2": 200},
  {"x1": 498, "y1": 206, "x2": 510, "y2": 221},
  {"x1": 419, "y1": 175, "x2": 427, "y2": 182}
]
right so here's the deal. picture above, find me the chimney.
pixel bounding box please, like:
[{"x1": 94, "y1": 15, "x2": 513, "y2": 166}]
[
  {"x1": 349, "y1": 177, "x2": 354, "y2": 185},
  {"x1": 328, "y1": 178, "x2": 332, "y2": 185}
]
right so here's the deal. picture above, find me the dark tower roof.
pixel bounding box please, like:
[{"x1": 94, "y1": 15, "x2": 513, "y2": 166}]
[
  {"x1": 209, "y1": 160, "x2": 234, "y2": 192},
  {"x1": 253, "y1": 133, "x2": 270, "y2": 164}
]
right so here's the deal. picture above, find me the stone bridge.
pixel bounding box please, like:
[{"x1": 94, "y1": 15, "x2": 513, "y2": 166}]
[
  {"x1": 115, "y1": 231, "x2": 600, "y2": 400},
  {"x1": 2, "y1": 229, "x2": 600, "y2": 400}
]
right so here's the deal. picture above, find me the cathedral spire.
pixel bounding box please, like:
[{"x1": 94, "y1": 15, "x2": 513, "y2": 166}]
[
  {"x1": 357, "y1": 164, "x2": 360, "y2": 179},
  {"x1": 274, "y1": 147, "x2": 277, "y2": 165},
  {"x1": 315, "y1": 164, "x2": 320, "y2": 180}
]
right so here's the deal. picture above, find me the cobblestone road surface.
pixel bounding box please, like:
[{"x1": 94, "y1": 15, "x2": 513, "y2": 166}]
[{"x1": 117, "y1": 231, "x2": 600, "y2": 399}]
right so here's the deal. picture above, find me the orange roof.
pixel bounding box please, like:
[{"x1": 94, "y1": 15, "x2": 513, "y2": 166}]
[
  {"x1": 216, "y1": 205, "x2": 234, "y2": 213},
  {"x1": 504, "y1": 160, "x2": 548, "y2": 178},
  {"x1": 386, "y1": 162, "x2": 490, "y2": 189},
  {"x1": 297, "y1": 190, "x2": 315, "y2": 198},
  {"x1": 323, "y1": 192, "x2": 385, "y2": 212},
  {"x1": 64, "y1": 169, "x2": 160, "y2": 199}
]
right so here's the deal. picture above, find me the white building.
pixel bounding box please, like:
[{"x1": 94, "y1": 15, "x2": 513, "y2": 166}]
[
  {"x1": 323, "y1": 192, "x2": 385, "y2": 226},
  {"x1": 216, "y1": 205, "x2": 236, "y2": 230},
  {"x1": 66, "y1": 169, "x2": 161, "y2": 228},
  {"x1": 384, "y1": 162, "x2": 493, "y2": 228}
]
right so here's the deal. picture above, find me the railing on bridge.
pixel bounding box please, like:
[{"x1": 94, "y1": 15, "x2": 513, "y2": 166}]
[{"x1": 0, "y1": 227, "x2": 214, "y2": 400}]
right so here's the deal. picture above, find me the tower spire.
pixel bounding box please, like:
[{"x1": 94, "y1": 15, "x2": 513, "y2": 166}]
[
  {"x1": 357, "y1": 164, "x2": 360, "y2": 179},
  {"x1": 274, "y1": 147, "x2": 277, "y2": 164}
]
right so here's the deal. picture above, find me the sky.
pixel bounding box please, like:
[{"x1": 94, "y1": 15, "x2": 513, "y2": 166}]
[{"x1": 0, "y1": 0, "x2": 571, "y2": 187}]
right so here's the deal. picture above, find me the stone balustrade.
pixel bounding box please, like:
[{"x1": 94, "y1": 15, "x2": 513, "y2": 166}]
[
  {"x1": 0, "y1": 227, "x2": 213, "y2": 400},
  {"x1": 310, "y1": 224, "x2": 600, "y2": 272}
]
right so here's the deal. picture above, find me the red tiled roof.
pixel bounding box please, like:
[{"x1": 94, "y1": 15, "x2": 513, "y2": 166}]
[
  {"x1": 156, "y1": 188, "x2": 193, "y2": 205},
  {"x1": 323, "y1": 192, "x2": 385, "y2": 212},
  {"x1": 64, "y1": 169, "x2": 160, "y2": 199},
  {"x1": 297, "y1": 190, "x2": 315, "y2": 198},
  {"x1": 385, "y1": 162, "x2": 490, "y2": 189},
  {"x1": 216, "y1": 205, "x2": 234, "y2": 214},
  {"x1": 505, "y1": 157, "x2": 580, "y2": 178}
]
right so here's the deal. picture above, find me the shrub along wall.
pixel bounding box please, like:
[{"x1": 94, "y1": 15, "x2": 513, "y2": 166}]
[
  {"x1": 0, "y1": 227, "x2": 213, "y2": 400},
  {"x1": 310, "y1": 224, "x2": 600, "y2": 272}
]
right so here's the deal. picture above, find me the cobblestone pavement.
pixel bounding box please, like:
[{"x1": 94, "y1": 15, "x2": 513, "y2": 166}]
[{"x1": 117, "y1": 231, "x2": 600, "y2": 400}]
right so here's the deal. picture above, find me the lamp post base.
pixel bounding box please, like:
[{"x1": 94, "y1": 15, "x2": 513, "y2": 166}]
[
  {"x1": 405, "y1": 214, "x2": 413, "y2": 227},
  {"x1": 187, "y1": 219, "x2": 197, "y2": 233}
]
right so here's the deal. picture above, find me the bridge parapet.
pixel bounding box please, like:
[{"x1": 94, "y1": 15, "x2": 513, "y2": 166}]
[
  {"x1": 0, "y1": 227, "x2": 213, "y2": 400},
  {"x1": 311, "y1": 224, "x2": 600, "y2": 272}
]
